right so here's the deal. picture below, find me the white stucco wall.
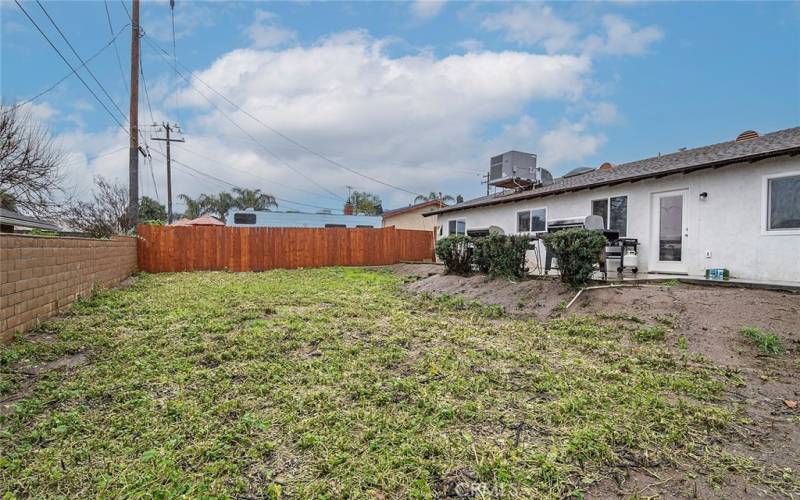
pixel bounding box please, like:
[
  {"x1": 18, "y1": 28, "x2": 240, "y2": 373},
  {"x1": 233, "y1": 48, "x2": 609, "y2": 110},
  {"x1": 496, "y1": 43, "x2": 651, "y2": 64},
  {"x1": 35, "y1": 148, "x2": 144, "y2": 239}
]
[{"x1": 435, "y1": 156, "x2": 800, "y2": 282}]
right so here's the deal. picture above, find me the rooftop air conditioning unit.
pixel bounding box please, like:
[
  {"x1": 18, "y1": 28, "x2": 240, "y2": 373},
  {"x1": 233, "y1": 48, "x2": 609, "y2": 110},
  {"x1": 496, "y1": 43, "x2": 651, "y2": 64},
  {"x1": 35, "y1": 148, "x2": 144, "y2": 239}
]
[{"x1": 488, "y1": 151, "x2": 552, "y2": 189}]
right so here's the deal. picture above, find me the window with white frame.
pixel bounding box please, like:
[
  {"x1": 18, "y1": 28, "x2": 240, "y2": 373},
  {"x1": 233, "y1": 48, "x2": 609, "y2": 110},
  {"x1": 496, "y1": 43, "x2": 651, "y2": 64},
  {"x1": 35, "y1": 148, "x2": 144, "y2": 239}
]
[
  {"x1": 591, "y1": 196, "x2": 628, "y2": 236},
  {"x1": 448, "y1": 218, "x2": 466, "y2": 235},
  {"x1": 765, "y1": 172, "x2": 800, "y2": 232},
  {"x1": 517, "y1": 207, "x2": 547, "y2": 233}
]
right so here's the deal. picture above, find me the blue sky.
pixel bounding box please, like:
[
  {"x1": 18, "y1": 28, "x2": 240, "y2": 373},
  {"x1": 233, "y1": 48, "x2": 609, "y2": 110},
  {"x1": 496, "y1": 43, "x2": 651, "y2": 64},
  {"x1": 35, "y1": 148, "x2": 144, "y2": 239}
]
[{"x1": 2, "y1": 0, "x2": 799, "y2": 212}]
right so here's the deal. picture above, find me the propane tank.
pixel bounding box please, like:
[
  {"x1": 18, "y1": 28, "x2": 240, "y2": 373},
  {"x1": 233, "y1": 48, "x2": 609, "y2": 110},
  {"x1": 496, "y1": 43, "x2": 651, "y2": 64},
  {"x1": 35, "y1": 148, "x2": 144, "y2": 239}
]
[{"x1": 623, "y1": 249, "x2": 638, "y2": 268}]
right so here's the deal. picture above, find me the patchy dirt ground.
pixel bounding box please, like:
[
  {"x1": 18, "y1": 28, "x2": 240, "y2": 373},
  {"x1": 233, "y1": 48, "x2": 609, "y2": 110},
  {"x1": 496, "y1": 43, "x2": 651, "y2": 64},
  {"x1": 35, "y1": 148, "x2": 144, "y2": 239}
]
[
  {"x1": 406, "y1": 273, "x2": 575, "y2": 321},
  {"x1": 574, "y1": 284, "x2": 800, "y2": 498},
  {"x1": 380, "y1": 262, "x2": 444, "y2": 279},
  {"x1": 402, "y1": 267, "x2": 800, "y2": 498}
]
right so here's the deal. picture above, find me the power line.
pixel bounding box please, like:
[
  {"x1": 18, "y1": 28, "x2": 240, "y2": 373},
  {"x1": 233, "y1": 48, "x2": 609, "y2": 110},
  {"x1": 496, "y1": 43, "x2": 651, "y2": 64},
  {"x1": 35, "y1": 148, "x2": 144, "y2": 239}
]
[
  {"x1": 169, "y1": 161, "x2": 342, "y2": 213},
  {"x1": 103, "y1": 0, "x2": 128, "y2": 96},
  {"x1": 119, "y1": 0, "x2": 130, "y2": 18},
  {"x1": 35, "y1": 0, "x2": 128, "y2": 124},
  {"x1": 61, "y1": 145, "x2": 128, "y2": 168},
  {"x1": 146, "y1": 150, "x2": 160, "y2": 202},
  {"x1": 156, "y1": 151, "x2": 343, "y2": 213},
  {"x1": 14, "y1": 0, "x2": 128, "y2": 133},
  {"x1": 142, "y1": 35, "x2": 345, "y2": 202},
  {"x1": 2, "y1": 22, "x2": 129, "y2": 114},
  {"x1": 143, "y1": 35, "x2": 425, "y2": 198},
  {"x1": 173, "y1": 144, "x2": 343, "y2": 202},
  {"x1": 172, "y1": 159, "x2": 342, "y2": 213},
  {"x1": 169, "y1": 0, "x2": 181, "y2": 125},
  {"x1": 139, "y1": 51, "x2": 162, "y2": 204}
]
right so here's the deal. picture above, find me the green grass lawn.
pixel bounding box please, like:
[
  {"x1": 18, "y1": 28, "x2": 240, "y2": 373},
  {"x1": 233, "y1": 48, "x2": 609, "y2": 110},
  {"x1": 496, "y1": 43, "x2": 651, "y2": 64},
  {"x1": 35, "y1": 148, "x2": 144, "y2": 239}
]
[{"x1": 0, "y1": 268, "x2": 793, "y2": 497}]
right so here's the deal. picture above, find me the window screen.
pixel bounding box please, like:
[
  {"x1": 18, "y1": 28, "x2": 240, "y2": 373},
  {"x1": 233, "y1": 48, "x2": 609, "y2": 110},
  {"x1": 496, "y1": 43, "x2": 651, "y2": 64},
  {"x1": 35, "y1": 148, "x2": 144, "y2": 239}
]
[
  {"x1": 592, "y1": 199, "x2": 608, "y2": 228},
  {"x1": 768, "y1": 175, "x2": 800, "y2": 230},
  {"x1": 531, "y1": 208, "x2": 547, "y2": 232},
  {"x1": 233, "y1": 213, "x2": 256, "y2": 224},
  {"x1": 609, "y1": 196, "x2": 627, "y2": 237},
  {"x1": 517, "y1": 211, "x2": 530, "y2": 232}
]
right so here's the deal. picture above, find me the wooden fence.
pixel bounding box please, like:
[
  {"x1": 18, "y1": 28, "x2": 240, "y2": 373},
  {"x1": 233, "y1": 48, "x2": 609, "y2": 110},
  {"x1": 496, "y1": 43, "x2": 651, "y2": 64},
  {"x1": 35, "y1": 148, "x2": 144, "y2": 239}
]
[{"x1": 136, "y1": 225, "x2": 435, "y2": 273}]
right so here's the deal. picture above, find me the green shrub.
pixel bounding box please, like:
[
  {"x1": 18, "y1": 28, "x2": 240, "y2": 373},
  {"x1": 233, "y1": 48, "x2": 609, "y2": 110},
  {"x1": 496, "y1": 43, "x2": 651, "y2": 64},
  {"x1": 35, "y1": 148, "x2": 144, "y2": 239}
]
[
  {"x1": 739, "y1": 327, "x2": 786, "y2": 354},
  {"x1": 29, "y1": 228, "x2": 59, "y2": 237},
  {"x1": 541, "y1": 228, "x2": 606, "y2": 288},
  {"x1": 472, "y1": 236, "x2": 493, "y2": 274},
  {"x1": 473, "y1": 233, "x2": 529, "y2": 279},
  {"x1": 435, "y1": 235, "x2": 473, "y2": 275}
]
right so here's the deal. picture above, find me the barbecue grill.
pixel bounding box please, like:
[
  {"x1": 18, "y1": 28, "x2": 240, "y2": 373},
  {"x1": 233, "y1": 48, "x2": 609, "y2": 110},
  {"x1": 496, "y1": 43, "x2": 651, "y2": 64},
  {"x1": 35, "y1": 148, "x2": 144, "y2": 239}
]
[
  {"x1": 543, "y1": 215, "x2": 616, "y2": 274},
  {"x1": 541, "y1": 215, "x2": 639, "y2": 280}
]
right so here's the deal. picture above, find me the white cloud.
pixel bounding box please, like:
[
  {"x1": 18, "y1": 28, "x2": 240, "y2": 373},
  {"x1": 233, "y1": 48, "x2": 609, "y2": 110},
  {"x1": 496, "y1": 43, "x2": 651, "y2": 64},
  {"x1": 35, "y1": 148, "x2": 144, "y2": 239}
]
[
  {"x1": 144, "y1": 2, "x2": 216, "y2": 41},
  {"x1": 246, "y1": 10, "x2": 296, "y2": 48},
  {"x1": 410, "y1": 1, "x2": 447, "y2": 21},
  {"x1": 456, "y1": 38, "x2": 483, "y2": 53},
  {"x1": 482, "y1": 4, "x2": 580, "y2": 53},
  {"x1": 538, "y1": 121, "x2": 606, "y2": 170},
  {"x1": 484, "y1": 114, "x2": 606, "y2": 175},
  {"x1": 17, "y1": 102, "x2": 58, "y2": 123},
  {"x1": 584, "y1": 101, "x2": 620, "y2": 125},
  {"x1": 482, "y1": 5, "x2": 662, "y2": 56},
  {"x1": 56, "y1": 30, "x2": 615, "y2": 208},
  {"x1": 583, "y1": 15, "x2": 663, "y2": 55}
]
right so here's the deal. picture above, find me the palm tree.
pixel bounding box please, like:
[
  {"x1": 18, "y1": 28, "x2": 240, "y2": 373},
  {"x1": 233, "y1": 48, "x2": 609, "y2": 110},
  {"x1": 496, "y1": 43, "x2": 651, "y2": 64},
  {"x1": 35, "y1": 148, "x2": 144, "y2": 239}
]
[
  {"x1": 232, "y1": 188, "x2": 277, "y2": 211},
  {"x1": 199, "y1": 192, "x2": 236, "y2": 220},
  {"x1": 414, "y1": 192, "x2": 456, "y2": 205},
  {"x1": 178, "y1": 194, "x2": 203, "y2": 219}
]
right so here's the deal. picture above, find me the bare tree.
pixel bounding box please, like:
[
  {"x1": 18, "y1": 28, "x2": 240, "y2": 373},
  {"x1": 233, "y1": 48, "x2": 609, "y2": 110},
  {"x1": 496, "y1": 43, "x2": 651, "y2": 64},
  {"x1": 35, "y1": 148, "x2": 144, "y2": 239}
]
[
  {"x1": 0, "y1": 104, "x2": 65, "y2": 215},
  {"x1": 61, "y1": 176, "x2": 131, "y2": 238}
]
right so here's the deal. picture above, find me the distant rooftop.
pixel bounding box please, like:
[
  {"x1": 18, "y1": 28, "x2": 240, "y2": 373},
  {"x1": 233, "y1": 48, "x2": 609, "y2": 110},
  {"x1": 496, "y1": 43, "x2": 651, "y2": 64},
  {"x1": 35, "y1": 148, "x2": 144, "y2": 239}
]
[
  {"x1": 383, "y1": 199, "x2": 444, "y2": 218},
  {"x1": 0, "y1": 208, "x2": 61, "y2": 231}
]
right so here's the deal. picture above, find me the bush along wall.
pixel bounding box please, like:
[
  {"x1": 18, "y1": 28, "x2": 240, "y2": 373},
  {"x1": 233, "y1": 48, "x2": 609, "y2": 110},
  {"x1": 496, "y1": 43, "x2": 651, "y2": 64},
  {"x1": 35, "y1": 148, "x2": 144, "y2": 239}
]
[
  {"x1": 540, "y1": 228, "x2": 606, "y2": 288},
  {"x1": 435, "y1": 235, "x2": 473, "y2": 275},
  {"x1": 473, "y1": 234, "x2": 529, "y2": 279},
  {"x1": 436, "y1": 234, "x2": 529, "y2": 279}
]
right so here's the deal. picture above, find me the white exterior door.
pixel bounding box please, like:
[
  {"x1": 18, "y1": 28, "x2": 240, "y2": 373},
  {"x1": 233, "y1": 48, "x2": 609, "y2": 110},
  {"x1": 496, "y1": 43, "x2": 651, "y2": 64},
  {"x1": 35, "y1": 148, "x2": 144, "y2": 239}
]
[{"x1": 650, "y1": 189, "x2": 689, "y2": 274}]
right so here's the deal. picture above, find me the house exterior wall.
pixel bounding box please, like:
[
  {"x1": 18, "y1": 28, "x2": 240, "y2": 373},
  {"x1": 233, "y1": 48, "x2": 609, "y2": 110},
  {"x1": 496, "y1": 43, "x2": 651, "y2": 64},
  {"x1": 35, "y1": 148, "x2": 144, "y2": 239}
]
[
  {"x1": 436, "y1": 155, "x2": 800, "y2": 282},
  {"x1": 383, "y1": 208, "x2": 438, "y2": 231}
]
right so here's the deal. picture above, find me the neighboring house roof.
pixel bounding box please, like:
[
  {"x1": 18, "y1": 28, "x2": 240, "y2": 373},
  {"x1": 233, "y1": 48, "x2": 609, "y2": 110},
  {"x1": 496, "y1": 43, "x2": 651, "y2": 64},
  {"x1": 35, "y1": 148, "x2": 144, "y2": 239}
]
[
  {"x1": 0, "y1": 208, "x2": 61, "y2": 231},
  {"x1": 187, "y1": 215, "x2": 225, "y2": 226},
  {"x1": 170, "y1": 218, "x2": 193, "y2": 226},
  {"x1": 426, "y1": 126, "x2": 800, "y2": 216},
  {"x1": 170, "y1": 216, "x2": 224, "y2": 226},
  {"x1": 383, "y1": 199, "x2": 444, "y2": 218}
]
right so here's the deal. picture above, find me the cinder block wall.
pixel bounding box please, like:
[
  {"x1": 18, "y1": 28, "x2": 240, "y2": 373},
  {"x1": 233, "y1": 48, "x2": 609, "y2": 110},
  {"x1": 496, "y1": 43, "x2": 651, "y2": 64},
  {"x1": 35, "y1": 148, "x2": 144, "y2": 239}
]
[{"x1": 0, "y1": 235, "x2": 137, "y2": 343}]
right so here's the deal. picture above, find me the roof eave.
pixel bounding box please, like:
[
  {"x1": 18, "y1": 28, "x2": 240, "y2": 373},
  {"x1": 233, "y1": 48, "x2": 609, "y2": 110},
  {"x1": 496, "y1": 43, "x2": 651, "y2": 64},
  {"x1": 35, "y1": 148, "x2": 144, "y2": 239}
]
[{"x1": 424, "y1": 147, "x2": 800, "y2": 216}]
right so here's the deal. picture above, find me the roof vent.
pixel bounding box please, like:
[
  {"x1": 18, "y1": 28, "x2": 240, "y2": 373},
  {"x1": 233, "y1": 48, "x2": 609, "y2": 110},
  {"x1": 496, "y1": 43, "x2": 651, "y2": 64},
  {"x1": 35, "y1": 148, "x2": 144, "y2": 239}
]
[
  {"x1": 597, "y1": 162, "x2": 614, "y2": 171},
  {"x1": 736, "y1": 130, "x2": 759, "y2": 141}
]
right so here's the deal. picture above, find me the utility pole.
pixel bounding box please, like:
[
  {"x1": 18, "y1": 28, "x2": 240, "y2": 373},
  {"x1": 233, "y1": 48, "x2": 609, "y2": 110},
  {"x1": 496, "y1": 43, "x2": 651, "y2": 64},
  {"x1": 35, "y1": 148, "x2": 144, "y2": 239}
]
[
  {"x1": 152, "y1": 122, "x2": 185, "y2": 223},
  {"x1": 481, "y1": 173, "x2": 490, "y2": 196},
  {"x1": 127, "y1": 0, "x2": 140, "y2": 226}
]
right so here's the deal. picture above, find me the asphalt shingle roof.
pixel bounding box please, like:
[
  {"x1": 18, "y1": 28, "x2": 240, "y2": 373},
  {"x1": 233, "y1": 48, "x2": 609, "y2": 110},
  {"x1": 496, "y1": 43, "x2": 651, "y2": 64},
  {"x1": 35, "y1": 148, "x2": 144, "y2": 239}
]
[{"x1": 427, "y1": 127, "x2": 800, "y2": 216}]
